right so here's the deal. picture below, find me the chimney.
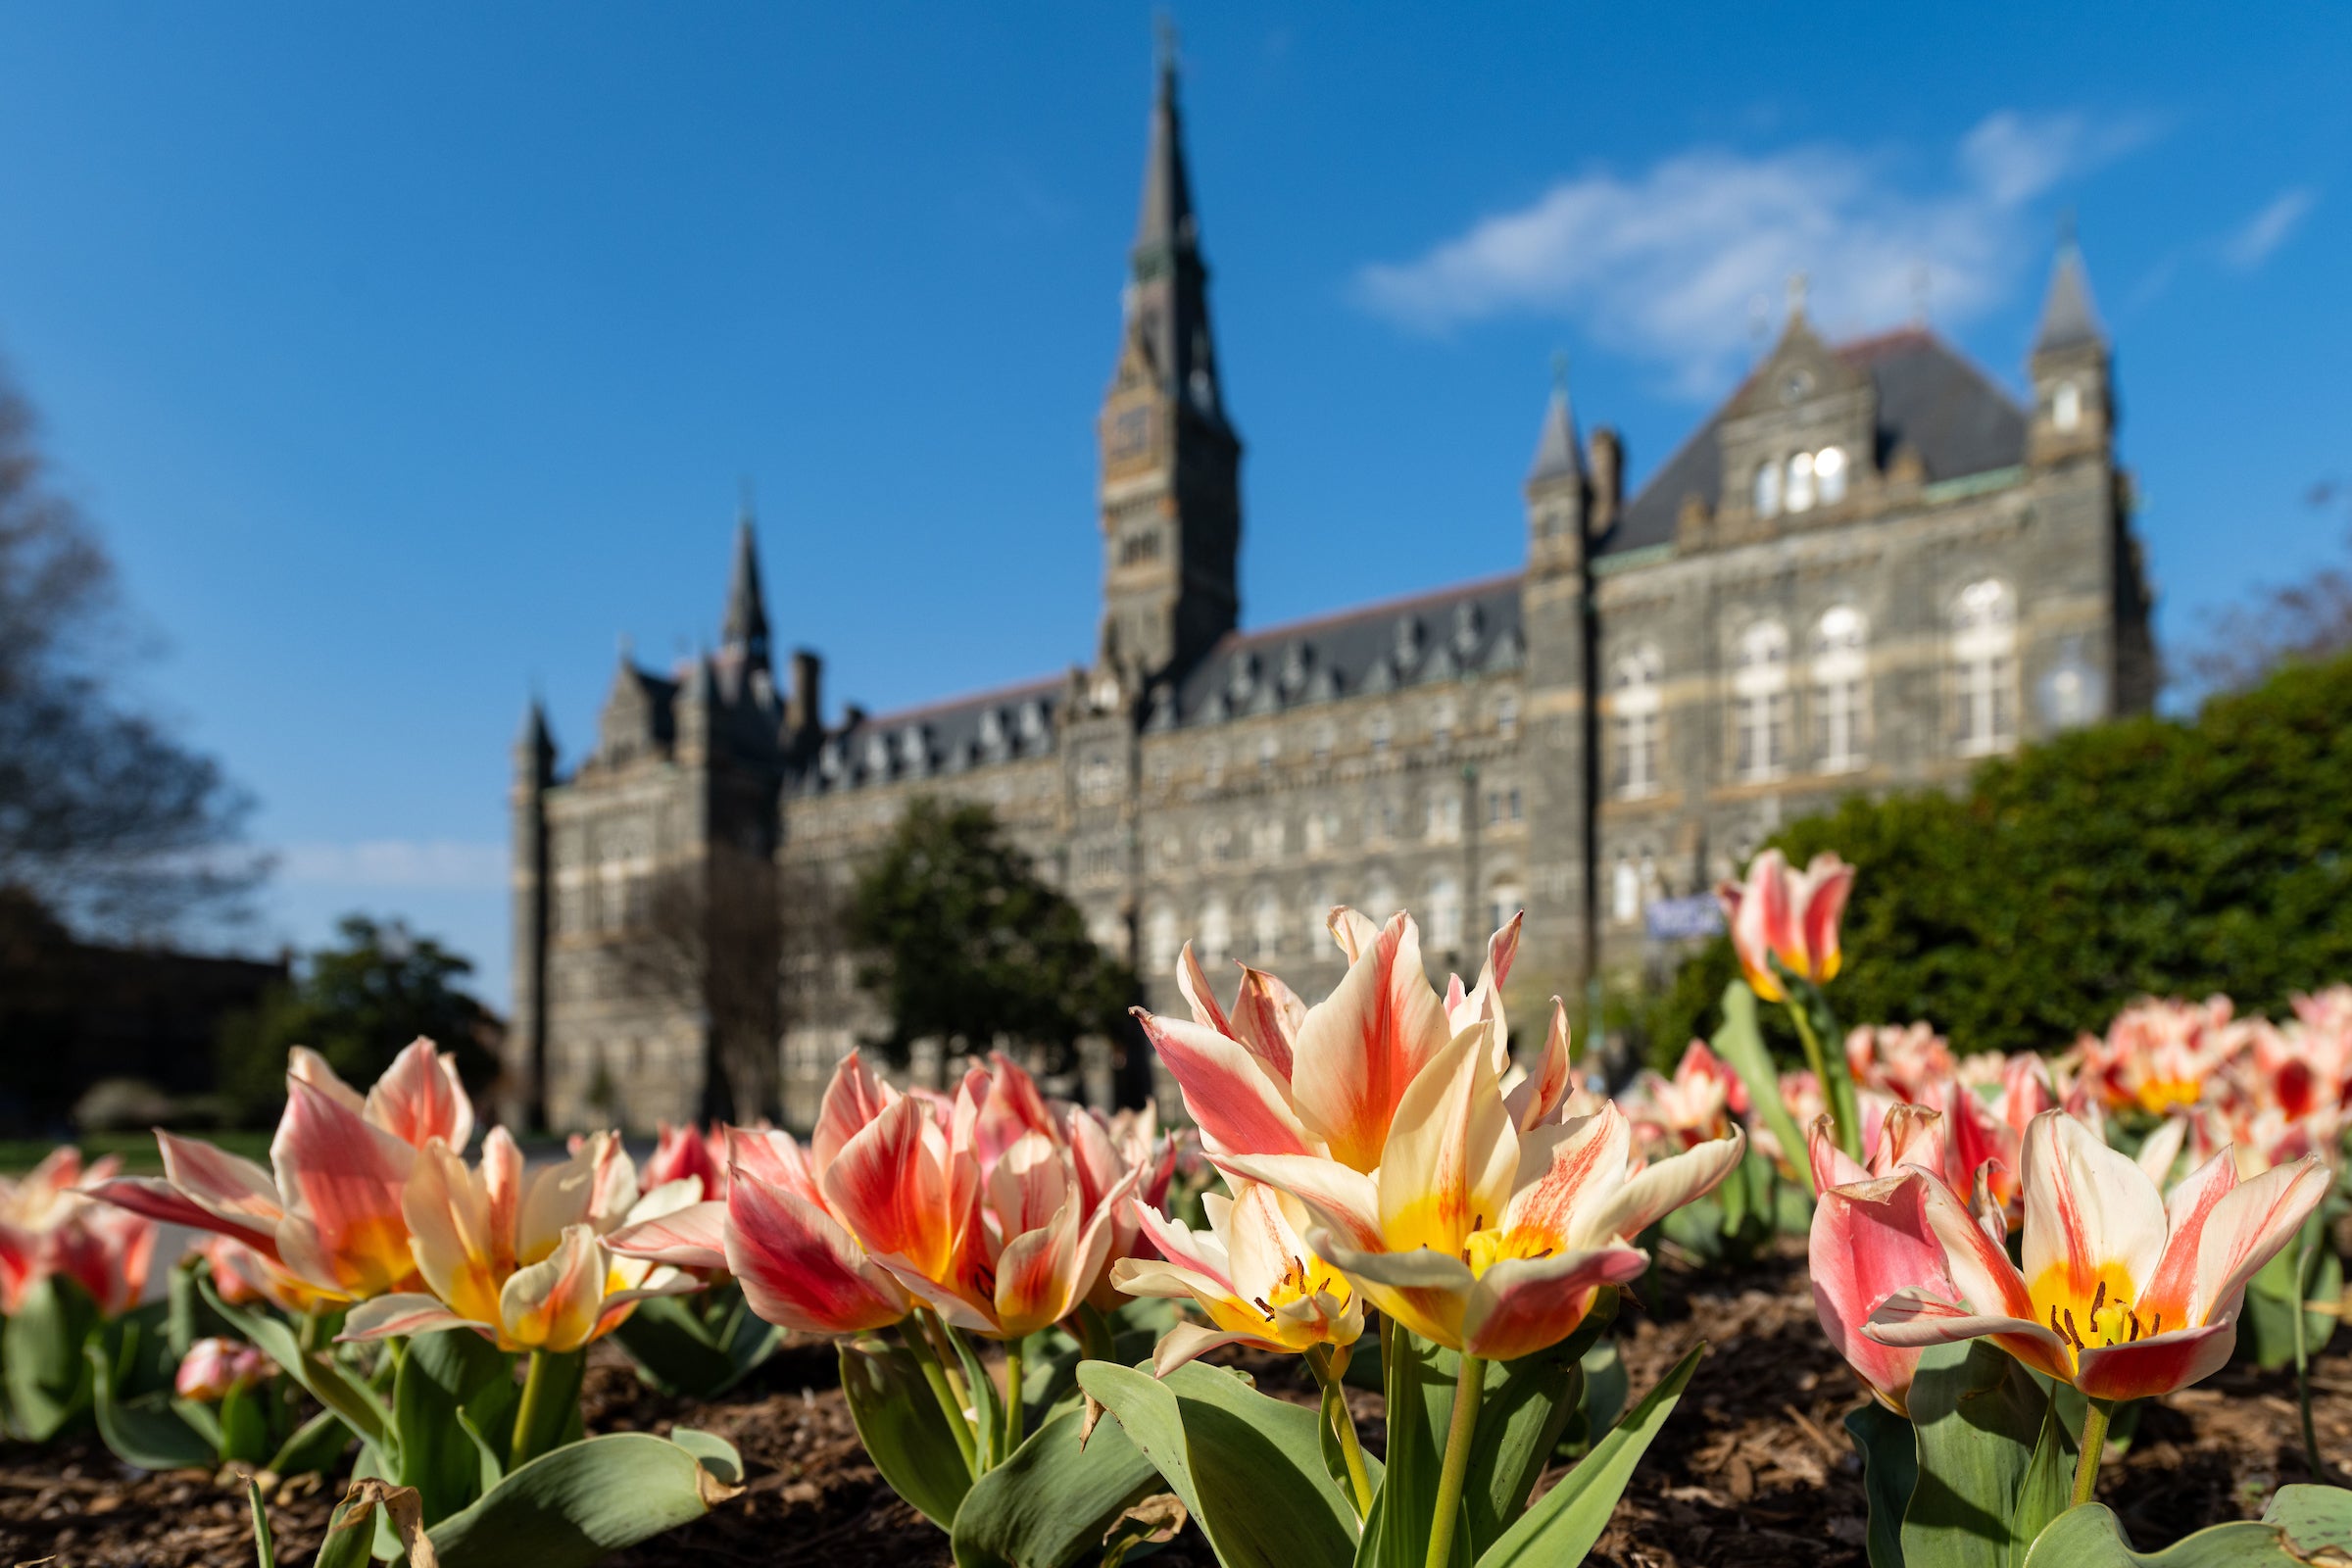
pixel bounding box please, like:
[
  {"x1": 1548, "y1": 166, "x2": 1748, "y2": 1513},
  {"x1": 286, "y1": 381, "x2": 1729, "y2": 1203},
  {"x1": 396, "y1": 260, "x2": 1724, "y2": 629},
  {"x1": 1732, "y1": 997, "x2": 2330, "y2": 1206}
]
[
  {"x1": 1588, "y1": 427, "x2": 1624, "y2": 536},
  {"x1": 788, "y1": 648, "x2": 824, "y2": 736}
]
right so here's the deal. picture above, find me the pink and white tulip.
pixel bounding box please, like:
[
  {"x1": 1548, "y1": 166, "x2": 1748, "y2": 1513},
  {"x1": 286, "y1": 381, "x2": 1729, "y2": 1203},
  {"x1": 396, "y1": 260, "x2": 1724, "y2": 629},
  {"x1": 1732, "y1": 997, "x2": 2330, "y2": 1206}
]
[
  {"x1": 1806, "y1": 1106, "x2": 1959, "y2": 1416},
  {"x1": 0, "y1": 1148, "x2": 157, "y2": 1318},
  {"x1": 1716, "y1": 850, "x2": 1854, "y2": 1004},
  {"x1": 174, "y1": 1337, "x2": 272, "y2": 1401},
  {"x1": 1866, "y1": 1109, "x2": 2328, "y2": 1400},
  {"x1": 1111, "y1": 1180, "x2": 1362, "y2": 1375}
]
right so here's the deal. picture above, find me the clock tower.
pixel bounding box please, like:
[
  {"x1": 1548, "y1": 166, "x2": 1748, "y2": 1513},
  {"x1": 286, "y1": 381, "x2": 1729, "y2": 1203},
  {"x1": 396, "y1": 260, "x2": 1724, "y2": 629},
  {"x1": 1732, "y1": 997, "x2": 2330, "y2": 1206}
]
[{"x1": 1097, "y1": 45, "x2": 1241, "y2": 694}]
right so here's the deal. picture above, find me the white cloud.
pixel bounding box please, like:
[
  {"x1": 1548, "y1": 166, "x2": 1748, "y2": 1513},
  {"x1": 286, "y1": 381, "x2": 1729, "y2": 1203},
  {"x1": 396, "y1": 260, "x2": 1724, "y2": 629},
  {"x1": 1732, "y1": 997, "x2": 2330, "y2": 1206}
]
[
  {"x1": 1353, "y1": 111, "x2": 2152, "y2": 396},
  {"x1": 278, "y1": 840, "x2": 507, "y2": 891},
  {"x1": 2223, "y1": 188, "x2": 2316, "y2": 270}
]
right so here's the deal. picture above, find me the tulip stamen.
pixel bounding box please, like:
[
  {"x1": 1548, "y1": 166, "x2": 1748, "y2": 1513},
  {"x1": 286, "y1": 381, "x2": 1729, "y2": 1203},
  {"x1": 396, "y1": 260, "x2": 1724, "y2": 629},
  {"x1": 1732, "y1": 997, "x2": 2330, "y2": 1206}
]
[
  {"x1": 2089, "y1": 1281, "x2": 2107, "y2": 1315},
  {"x1": 2059, "y1": 1307, "x2": 2085, "y2": 1349},
  {"x1": 1253, "y1": 1295, "x2": 1276, "y2": 1322}
]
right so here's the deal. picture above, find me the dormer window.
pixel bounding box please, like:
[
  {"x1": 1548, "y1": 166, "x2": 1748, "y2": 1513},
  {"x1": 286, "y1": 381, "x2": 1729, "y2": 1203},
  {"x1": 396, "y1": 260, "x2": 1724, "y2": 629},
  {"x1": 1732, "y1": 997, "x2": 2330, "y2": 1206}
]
[
  {"x1": 2052, "y1": 380, "x2": 2082, "y2": 432},
  {"x1": 1815, "y1": 446, "x2": 1848, "y2": 505},
  {"x1": 1786, "y1": 451, "x2": 1817, "y2": 514},
  {"x1": 1753, "y1": 460, "x2": 1783, "y2": 518}
]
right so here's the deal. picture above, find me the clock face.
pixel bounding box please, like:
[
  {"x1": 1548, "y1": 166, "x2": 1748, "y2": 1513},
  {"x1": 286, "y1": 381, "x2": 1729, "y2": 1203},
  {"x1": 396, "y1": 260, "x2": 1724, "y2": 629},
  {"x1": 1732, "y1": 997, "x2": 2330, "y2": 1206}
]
[{"x1": 1107, "y1": 405, "x2": 1152, "y2": 461}]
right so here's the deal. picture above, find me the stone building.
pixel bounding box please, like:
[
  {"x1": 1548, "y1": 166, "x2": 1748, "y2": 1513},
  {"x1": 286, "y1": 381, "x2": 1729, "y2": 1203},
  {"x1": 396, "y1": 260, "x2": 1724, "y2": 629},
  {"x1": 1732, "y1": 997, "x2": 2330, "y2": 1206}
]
[{"x1": 508, "y1": 56, "x2": 2154, "y2": 1132}]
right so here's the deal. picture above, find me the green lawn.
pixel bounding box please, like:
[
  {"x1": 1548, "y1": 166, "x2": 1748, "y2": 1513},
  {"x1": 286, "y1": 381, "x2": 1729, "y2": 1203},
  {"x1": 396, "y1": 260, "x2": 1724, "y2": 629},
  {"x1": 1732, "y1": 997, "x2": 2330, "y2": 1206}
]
[{"x1": 0, "y1": 1128, "x2": 273, "y2": 1177}]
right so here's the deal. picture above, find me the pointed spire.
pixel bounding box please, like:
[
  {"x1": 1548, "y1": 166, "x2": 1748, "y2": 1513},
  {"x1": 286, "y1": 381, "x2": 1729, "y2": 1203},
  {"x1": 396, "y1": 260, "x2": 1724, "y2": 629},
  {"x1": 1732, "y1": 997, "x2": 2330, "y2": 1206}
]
[
  {"x1": 1528, "y1": 354, "x2": 1583, "y2": 485},
  {"x1": 515, "y1": 694, "x2": 555, "y2": 778},
  {"x1": 2034, "y1": 228, "x2": 2104, "y2": 355},
  {"x1": 721, "y1": 511, "x2": 771, "y2": 674},
  {"x1": 1133, "y1": 21, "x2": 1196, "y2": 267}
]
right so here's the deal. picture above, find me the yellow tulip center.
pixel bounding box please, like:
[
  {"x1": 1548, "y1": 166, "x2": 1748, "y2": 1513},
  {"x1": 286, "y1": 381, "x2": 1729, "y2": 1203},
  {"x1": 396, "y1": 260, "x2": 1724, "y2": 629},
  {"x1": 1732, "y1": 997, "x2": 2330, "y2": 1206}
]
[
  {"x1": 1462, "y1": 1225, "x2": 1556, "y2": 1279},
  {"x1": 2028, "y1": 1261, "x2": 2164, "y2": 1368},
  {"x1": 2134, "y1": 1079, "x2": 2201, "y2": 1116}
]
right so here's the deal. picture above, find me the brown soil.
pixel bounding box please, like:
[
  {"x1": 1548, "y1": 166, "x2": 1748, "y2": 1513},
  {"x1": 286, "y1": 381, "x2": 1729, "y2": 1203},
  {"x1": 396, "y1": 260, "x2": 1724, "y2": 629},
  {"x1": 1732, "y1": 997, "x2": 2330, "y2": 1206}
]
[{"x1": 7, "y1": 1240, "x2": 2347, "y2": 1567}]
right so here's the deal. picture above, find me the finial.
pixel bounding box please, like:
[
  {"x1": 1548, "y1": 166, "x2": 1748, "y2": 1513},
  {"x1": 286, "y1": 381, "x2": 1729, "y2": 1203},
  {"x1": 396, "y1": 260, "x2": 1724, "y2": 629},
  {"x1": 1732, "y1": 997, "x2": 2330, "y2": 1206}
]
[
  {"x1": 2057, "y1": 205, "x2": 2079, "y2": 252},
  {"x1": 1549, "y1": 349, "x2": 1569, "y2": 392},
  {"x1": 737, "y1": 474, "x2": 757, "y2": 523},
  {"x1": 1155, "y1": 12, "x2": 1179, "y2": 74},
  {"x1": 616, "y1": 631, "x2": 634, "y2": 664},
  {"x1": 1787, "y1": 271, "x2": 1809, "y2": 318}
]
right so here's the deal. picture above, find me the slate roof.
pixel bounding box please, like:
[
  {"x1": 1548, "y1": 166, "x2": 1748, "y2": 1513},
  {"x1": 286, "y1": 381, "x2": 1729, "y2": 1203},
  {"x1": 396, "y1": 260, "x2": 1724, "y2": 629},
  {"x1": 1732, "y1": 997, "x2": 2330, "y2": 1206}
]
[
  {"x1": 1606, "y1": 329, "x2": 2030, "y2": 557},
  {"x1": 803, "y1": 672, "x2": 1066, "y2": 793},
  {"x1": 1159, "y1": 572, "x2": 1526, "y2": 731}
]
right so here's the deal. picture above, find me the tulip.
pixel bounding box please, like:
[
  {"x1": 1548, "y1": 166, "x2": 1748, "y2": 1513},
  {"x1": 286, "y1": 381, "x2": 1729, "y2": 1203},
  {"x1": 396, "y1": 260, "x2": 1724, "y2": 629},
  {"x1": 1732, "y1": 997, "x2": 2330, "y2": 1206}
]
[
  {"x1": 1868, "y1": 1109, "x2": 2328, "y2": 1503},
  {"x1": 2073, "y1": 998, "x2": 2249, "y2": 1117},
  {"x1": 1143, "y1": 908, "x2": 1552, "y2": 1178},
  {"x1": 1229, "y1": 1023, "x2": 1743, "y2": 1363},
  {"x1": 1111, "y1": 1180, "x2": 1362, "y2": 1375},
  {"x1": 90, "y1": 1040, "x2": 478, "y2": 1304},
  {"x1": 174, "y1": 1337, "x2": 272, "y2": 1401},
  {"x1": 1715, "y1": 849, "x2": 1853, "y2": 1004},
  {"x1": 1806, "y1": 1107, "x2": 1959, "y2": 1415},
  {"x1": 338, "y1": 1129, "x2": 696, "y2": 1354},
  {"x1": 1622, "y1": 1040, "x2": 1740, "y2": 1158},
  {"x1": 646, "y1": 1122, "x2": 732, "y2": 1200},
  {"x1": 0, "y1": 1148, "x2": 157, "y2": 1318},
  {"x1": 1845, "y1": 1023, "x2": 1955, "y2": 1103}
]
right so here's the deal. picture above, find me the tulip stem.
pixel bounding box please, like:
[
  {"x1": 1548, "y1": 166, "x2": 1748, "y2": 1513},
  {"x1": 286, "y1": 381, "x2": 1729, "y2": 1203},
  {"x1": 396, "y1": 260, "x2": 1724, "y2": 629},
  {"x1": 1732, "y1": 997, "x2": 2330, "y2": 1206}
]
[
  {"x1": 1002, "y1": 1335, "x2": 1027, "y2": 1456},
  {"x1": 2295, "y1": 1224, "x2": 2324, "y2": 1479},
  {"x1": 900, "y1": 1320, "x2": 979, "y2": 1479},
  {"x1": 1306, "y1": 1345, "x2": 1373, "y2": 1521},
  {"x1": 2071, "y1": 1397, "x2": 2112, "y2": 1507},
  {"x1": 511, "y1": 1349, "x2": 568, "y2": 1468},
  {"x1": 1787, "y1": 995, "x2": 1863, "y2": 1162},
  {"x1": 1427, "y1": 1351, "x2": 1484, "y2": 1568},
  {"x1": 918, "y1": 1310, "x2": 974, "y2": 1413}
]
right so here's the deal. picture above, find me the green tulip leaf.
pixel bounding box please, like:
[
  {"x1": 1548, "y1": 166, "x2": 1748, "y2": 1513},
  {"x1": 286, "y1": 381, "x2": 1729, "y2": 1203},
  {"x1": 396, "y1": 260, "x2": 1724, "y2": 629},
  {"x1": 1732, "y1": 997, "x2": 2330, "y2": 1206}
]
[
  {"x1": 4, "y1": 1273, "x2": 99, "y2": 1441},
  {"x1": 2020, "y1": 1485, "x2": 2352, "y2": 1566},
  {"x1": 1901, "y1": 1339, "x2": 2056, "y2": 1568},
  {"x1": 950, "y1": 1397, "x2": 1162, "y2": 1568},
  {"x1": 609, "y1": 1288, "x2": 783, "y2": 1398},
  {"x1": 425, "y1": 1429, "x2": 744, "y2": 1567},
  {"x1": 394, "y1": 1327, "x2": 518, "y2": 1524},
  {"x1": 1474, "y1": 1338, "x2": 1705, "y2": 1568},
  {"x1": 247, "y1": 1475, "x2": 275, "y2": 1568},
  {"x1": 267, "y1": 1405, "x2": 356, "y2": 1477},
  {"x1": 1843, "y1": 1398, "x2": 1918, "y2": 1568},
  {"x1": 1078, "y1": 1358, "x2": 1360, "y2": 1568},
  {"x1": 840, "y1": 1338, "x2": 975, "y2": 1530},
  {"x1": 1712, "y1": 982, "x2": 1815, "y2": 1199},
  {"x1": 1359, "y1": 1321, "x2": 1453, "y2": 1568},
  {"x1": 87, "y1": 1338, "x2": 215, "y2": 1472}
]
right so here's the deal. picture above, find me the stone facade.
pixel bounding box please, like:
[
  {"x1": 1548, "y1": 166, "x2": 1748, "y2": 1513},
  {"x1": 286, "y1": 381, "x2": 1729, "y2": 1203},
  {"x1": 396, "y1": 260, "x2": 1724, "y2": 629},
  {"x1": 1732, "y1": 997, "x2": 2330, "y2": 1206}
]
[{"x1": 507, "y1": 59, "x2": 2153, "y2": 1133}]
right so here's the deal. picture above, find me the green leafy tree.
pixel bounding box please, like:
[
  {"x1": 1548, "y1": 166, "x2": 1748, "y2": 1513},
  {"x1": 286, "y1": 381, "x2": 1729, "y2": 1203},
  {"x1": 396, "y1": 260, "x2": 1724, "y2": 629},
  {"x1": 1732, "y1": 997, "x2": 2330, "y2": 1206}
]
[
  {"x1": 216, "y1": 914, "x2": 499, "y2": 1125},
  {"x1": 846, "y1": 797, "x2": 1137, "y2": 1081},
  {"x1": 1644, "y1": 651, "x2": 2352, "y2": 1060}
]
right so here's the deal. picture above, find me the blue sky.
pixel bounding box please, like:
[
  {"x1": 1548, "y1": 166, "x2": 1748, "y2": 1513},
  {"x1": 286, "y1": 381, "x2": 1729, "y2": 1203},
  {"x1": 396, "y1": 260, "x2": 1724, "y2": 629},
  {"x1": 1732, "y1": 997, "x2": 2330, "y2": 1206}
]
[{"x1": 0, "y1": 4, "x2": 2344, "y2": 1005}]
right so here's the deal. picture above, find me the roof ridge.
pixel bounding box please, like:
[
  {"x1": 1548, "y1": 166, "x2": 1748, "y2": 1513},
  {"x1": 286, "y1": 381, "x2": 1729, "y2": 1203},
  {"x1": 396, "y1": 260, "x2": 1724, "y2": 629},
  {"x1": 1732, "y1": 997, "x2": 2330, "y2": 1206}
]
[
  {"x1": 855, "y1": 671, "x2": 1064, "y2": 729},
  {"x1": 1215, "y1": 570, "x2": 1525, "y2": 652}
]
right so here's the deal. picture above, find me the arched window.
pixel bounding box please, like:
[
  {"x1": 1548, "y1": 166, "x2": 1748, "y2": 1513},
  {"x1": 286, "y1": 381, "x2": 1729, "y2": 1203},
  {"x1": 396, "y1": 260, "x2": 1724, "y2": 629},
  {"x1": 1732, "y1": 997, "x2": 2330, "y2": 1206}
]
[
  {"x1": 1432, "y1": 700, "x2": 1456, "y2": 750},
  {"x1": 1815, "y1": 446, "x2": 1848, "y2": 505},
  {"x1": 1197, "y1": 898, "x2": 1232, "y2": 968},
  {"x1": 1611, "y1": 858, "x2": 1642, "y2": 924},
  {"x1": 1953, "y1": 580, "x2": 2018, "y2": 755},
  {"x1": 1610, "y1": 644, "x2": 1663, "y2": 798},
  {"x1": 1146, "y1": 906, "x2": 1179, "y2": 977},
  {"x1": 1811, "y1": 606, "x2": 1869, "y2": 773},
  {"x1": 1753, "y1": 460, "x2": 1783, "y2": 518},
  {"x1": 1428, "y1": 876, "x2": 1463, "y2": 953},
  {"x1": 1362, "y1": 877, "x2": 1400, "y2": 925},
  {"x1": 1487, "y1": 879, "x2": 1526, "y2": 940},
  {"x1": 1786, "y1": 450, "x2": 1818, "y2": 514},
  {"x1": 2052, "y1": 380, "x2": 2082, "y2": 432},
  {"x1": 1733, "y1": 620, "x2": 1790, "y2": 781},
  {"x1": 1495, "y1": 693, "x2": 1520, "y2": 739},
  {"x1": 1303, "y1": 886, "x2": 1337, "y2": 950},
  {"x1": 1250, "y1": 890, "x2": 1283, "y2": 959},
  {"x1": 1257, "y1": 732, "x2": 1278, "y2": 771}
]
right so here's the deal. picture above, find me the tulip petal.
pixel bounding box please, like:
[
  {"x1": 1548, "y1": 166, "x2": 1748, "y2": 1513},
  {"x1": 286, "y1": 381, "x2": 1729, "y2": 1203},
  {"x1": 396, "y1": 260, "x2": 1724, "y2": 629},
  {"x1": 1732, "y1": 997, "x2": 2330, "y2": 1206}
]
[
  {"x1": 365, "y1": 1039, "x2": 474, "y2": 1152},
  {"x1": 1585, "y1": 1128, "x2": 1745, "y2": 1246},
  {"x1": 1462, "y1": 1245, "x2": 1647, "y2": 1362},
  {"x1": 1177, "y1": 942, "x2": 1235, "y2": 1036},
  {"x1": 726, "y1": 1169, "x2": 908, "y2": 1336},
  {"x1": 1376, "y1": 1025, "x2": 1518, "y2": 1259},
  {"x1": 1862, "y1": 1289, "x2": 2074, "y2": 1385},
  {"x1": 1505, "y1": 999, "x2": 1574, "y2": 1131},
  {"x1": 995, "y1": 1200, "x2": 1084, "y2": 1339},
  {"x1": 271, "y1": 1078, "x2": 417, "y2": 1296},
  {"x1": 2189, "y1": 1155, "x2": 2330, "y2": 1326},
  {"x1": 607, "y1": 1199, "x2": 730, "y2": 1272},
  {"x1": 1500, "y1": 1104, "x2": 1630, "y2": 1240},
  {"x1": 1808, "y1": 1115, "x2": 1870, "y2": 1194},
  {"x1": 2020, "y1": 1111, "x2": 2166, "y2": 1319},
  {"x1": 1327, "y1": 906, "x2": 1380, "y2": 964},
  {"x1": 2072, "y1": 1318, "x2": 2238, "y2": 1401},
  {"x1": 340, "y1": 1293, "x2": 482, "y2": 1342},
  {"x1": 813, "y1": 1052, "x2": 899, "y2": 1172},
  {"x1": 1290, "y1": 913, "x2": 1453, "y2": 1173},
  {"x1": 1151, "y1": 1322, "x2": 1269, "y2": 1377},
  {"x1": 1230, "y1": 966, "x2": 1303, "y2": 1082},
  {"x1": 404, "y1": 1141, "x2": 502, "y2": 1325},
  {"x1": 1129, "y1": 1202, "x2": 1234, "y2": 1291},
  {"x1": 1810, "y1": 1170, "x2": 1954, "y2": 1415},
  {"x1": 1135, "y1": 1009, "x2": 1314, "y2": 1158},
  {"x1": 1913, "y1": 1168, "x2": 2038, "y2": 1325},
  {"x1": 1800, "y1": 855, "x2": 1854, "y2": 983},
  {"x1": 1217, "y1": 1154, "x2": 1383, "y2": 1252},
  {"x1": 86, "y1": 1174, "x2": 281, "y2": 1257},
  {"x1": 501, "y1": 1225, "x2": 608, "y2": 1351}
]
